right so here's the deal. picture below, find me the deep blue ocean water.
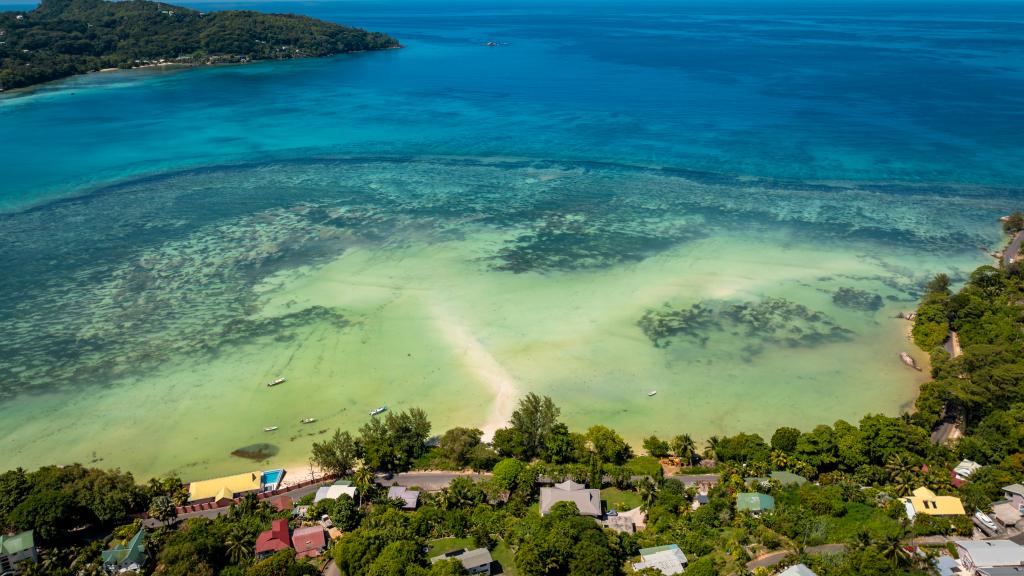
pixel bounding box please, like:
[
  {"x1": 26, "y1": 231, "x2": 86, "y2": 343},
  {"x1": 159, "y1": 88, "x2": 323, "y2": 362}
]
[{"x1": 2, "y1": 0, "x2": 1024, "y2": 210}]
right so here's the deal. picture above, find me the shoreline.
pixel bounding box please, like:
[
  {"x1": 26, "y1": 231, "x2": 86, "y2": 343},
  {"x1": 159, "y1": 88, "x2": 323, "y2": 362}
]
[{"x1": 1, "y1": 46, "x2": 404, "y2": 97}]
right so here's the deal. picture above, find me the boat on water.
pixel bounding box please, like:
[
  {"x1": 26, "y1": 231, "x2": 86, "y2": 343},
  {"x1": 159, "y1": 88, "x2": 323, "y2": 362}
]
[
  {"x1": 264, "y1": 426, "x2": 279, "y2": 432},
  {"x1": 300, "y1": 418, "x2": 316, "y2": 424},
  {"x1": 899, "y1": 352, "x2": 922, "y2": 371},
  {"x1": 369, "y1": 406, "x2": 387, "y2": 417},
  {"x1": 267, "y1": 377, "x2": 286, "y2": 387},
  {"x1": 648, "y1": 390, "x2": 657, "y2": 397}
]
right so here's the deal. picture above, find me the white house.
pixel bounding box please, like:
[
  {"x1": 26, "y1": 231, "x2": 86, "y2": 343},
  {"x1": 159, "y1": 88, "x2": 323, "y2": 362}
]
[
  {"x1": 955, "y1": 540, "x2": 1024, "y2": 575},
  {"x1": 314, "y1": 480, "x2": 357, "y2": 503}
]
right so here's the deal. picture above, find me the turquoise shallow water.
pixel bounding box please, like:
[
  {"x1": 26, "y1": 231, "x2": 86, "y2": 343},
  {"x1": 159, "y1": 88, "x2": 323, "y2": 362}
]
[{"x1": 0, "y1": 1, "x2": 1022, "y2": 477}]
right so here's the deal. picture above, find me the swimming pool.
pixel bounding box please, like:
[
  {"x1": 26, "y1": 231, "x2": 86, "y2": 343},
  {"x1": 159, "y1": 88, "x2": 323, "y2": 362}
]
[{"x1": 261, "y1": 469, "x2": 284, "y2": 491}]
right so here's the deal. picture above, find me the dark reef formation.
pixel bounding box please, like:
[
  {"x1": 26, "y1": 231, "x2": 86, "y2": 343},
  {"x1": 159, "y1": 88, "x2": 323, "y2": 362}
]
[{"x1": 638, "y1": 297, "x2": 854, "y2": 352}]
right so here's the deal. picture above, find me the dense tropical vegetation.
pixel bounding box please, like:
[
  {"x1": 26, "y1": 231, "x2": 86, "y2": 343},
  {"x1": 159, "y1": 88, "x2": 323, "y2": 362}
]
[
  {"x1": 0, "y1": 0, "x2": 398, "y2": 90},
  {"x1": 2, "y1": 230, "x2": 1023, "y2": 575}
]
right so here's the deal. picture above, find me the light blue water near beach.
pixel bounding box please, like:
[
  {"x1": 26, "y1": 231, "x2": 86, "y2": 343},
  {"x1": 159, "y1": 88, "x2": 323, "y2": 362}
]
[{"x1": 1, "y1": 0, "x2": 1023, "y2": 477}]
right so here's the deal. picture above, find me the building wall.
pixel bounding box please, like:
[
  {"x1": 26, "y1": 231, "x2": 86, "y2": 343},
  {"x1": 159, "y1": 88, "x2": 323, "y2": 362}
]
[
  {"x1": 1007, "y1": 492, "x2": 1024, "y2": 509},
  {"x1": 0, "y1": 547, "x2": 39, "y2": 574}
]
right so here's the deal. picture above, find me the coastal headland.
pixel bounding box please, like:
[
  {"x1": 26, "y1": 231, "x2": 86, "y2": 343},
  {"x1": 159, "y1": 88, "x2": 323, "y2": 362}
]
[{"x1": 0, "y1": 0, "x2": 399, "y2": 91}]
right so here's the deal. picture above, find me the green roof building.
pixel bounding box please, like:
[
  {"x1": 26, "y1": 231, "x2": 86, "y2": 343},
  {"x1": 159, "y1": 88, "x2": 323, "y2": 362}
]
[
  {"x1": 0, "y1": 530, "x2": 38, "y2": 575},
  {"x1": 745, "y1": 471, "x2": 809, "y2": 488},
  {"x1": 736, "y1": 492, "x2": 776, "y2": 514},
  {"x1": 101, "y1": 529, "x2": 146, "y2": 572}
]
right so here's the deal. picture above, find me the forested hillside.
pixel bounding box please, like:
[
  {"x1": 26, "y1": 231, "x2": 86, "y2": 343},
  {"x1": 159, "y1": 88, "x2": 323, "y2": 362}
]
[{"x1": 0, "y1": 0, "x2": 399, "y2": 90}]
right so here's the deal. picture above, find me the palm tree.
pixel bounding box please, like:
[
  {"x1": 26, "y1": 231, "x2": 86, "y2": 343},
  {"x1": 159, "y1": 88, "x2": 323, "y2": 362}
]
[
  {"x1": 444, "y1": 477, "x2": 477, "y2": 509},
  {"x1": 353, "y1": 467, "x2": 375, "y2": 507},
  {"x1": 704, "y1": 436, "x2": 720, "y2": 461},
  {"x1": 74, "y1": 562, "x2": 106, "y2": 576},
  {"x1": 435, "y1": 487, "x2": 452, "y2": 511},
  {"x1": 770, "y1": 450, "x2": 788, "y2": 470},
  {"x1": 885, "y1": 454, "x2": 917, "y2": 496},
  {"x1": 877, "y1": 533, "x2": 908, "y2": 570},
  {"x1": 148, "y1": 495, "x2": 177, "y2": 526},
  {"x1": 671, "y1": 434, "x2": 696, "y2": 462},
  {"x1": 637, "y1": 478, "x2": 659, "y2": 512},
  {"x1": 225, "y1": 526, "x2": 252, "y2": 565},
  {"x1": 850, "y1": 529, "x2": 872, "y2": 552},
  {"x1": 38, "y1": 547, "x2": 70, "y2": 574}
]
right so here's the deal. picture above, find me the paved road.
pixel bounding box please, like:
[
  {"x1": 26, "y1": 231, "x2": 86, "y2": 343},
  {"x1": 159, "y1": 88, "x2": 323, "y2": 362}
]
[
  {"x1": 1005, "y1": 230, "x2": 1024, "y2": 267},
  {"x1": 376, "y1": 471, "x2": 492, "y2": 491},
  {"x1": 745, "y1": 544, "x2": 846, "y2": 570},
  {"x1": 668, "y1": 474, "x2": 720, "y2": 487}
]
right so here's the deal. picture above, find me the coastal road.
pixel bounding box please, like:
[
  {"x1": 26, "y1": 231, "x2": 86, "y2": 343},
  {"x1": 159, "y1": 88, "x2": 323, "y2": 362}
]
[
  {"x1": 375, "y1": 471, "x2": 492, "y2": 491},
  {"x1": 1005, "y1": 230, "x2": 1024, "y2": 267}
]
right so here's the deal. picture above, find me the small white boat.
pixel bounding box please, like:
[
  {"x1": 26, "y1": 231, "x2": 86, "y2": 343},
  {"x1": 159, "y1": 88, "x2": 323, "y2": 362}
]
[
  {"x1": 369, "y1": 406, "x2": 387, "y2": 417},
  {"x1": 264, "y1": 426, "x2": 278, "y2": 432},
  {"x1": 300, "y1": 418, "x2": 316, "y2": 424},
  {"x1": 648, "y1": 390, "x2": 657, "y2": 397},
  {"x1": 267, "y1": 377, "x2": 286, "y2": 387}
]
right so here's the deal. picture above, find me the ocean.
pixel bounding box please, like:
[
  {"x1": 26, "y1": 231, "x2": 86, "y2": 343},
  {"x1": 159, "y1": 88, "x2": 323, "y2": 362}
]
[{"x1": 0, "y1": 0, "x2": 1021, "y2": 479}]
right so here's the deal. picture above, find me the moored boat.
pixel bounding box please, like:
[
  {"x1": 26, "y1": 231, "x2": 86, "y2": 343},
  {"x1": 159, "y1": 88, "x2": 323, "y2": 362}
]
[
  {"x1": 369, "y1": 406, "x2": 387, "y2": 416},
  {"x1": 648, "y1": 390, "x2": 657, "y2": 397},
  {"x1": 300, "y1": 418, "x2": 316, "y2": 424},
  {"x1": 267, "y1": 377, "x2": 286, "y2": 387},
  {"x1": 264, "y1": 426, "x2": 278, "y2": 432}
]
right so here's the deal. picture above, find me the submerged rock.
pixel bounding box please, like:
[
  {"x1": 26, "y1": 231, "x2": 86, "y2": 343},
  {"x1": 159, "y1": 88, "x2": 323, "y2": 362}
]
[
  {"x1": 231, "y1": 443, "x2": 279, "y2": 461},
  {"x1": 639, "y1": 297, "x2": 853, "y2": 350},
  {"x1": 832, "y1": 287, "x2": 884, "y2": 311}
]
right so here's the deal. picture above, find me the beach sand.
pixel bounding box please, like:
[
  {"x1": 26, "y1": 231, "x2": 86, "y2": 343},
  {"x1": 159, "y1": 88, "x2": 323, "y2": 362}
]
[{"x1": 430, "y1": 302, "x2": 520, "y2": 441}]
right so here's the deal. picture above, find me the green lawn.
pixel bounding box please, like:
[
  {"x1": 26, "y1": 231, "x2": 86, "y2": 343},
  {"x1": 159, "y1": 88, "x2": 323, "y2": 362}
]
[
  {"x1": 623, "y1": 456, "x2": 662, "y2": 476},
  {"x1": 492, "y1": 541, "x2": 517, "y2": 575},
  {"x1": 427, "y1": 537, "x2": 475, "y2": 556},
  {"x1": 602, "y1": 487, "x2": 642, "y2": 511},
  {"x1": 428, "y1": 537, "x2": 517, "y2": 576}
]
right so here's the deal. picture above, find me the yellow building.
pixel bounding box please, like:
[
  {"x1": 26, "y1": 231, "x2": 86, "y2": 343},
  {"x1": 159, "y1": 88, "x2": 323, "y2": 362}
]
[
  {"x1": 902, "y1": 487, "x2": 965, "y2": 520},
  {"x1": 187, "y1": 471, "x2": 262, "y2": 504}
]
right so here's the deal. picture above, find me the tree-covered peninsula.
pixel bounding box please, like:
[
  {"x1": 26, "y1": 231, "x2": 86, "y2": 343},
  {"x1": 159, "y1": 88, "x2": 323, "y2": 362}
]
[{"x1": 0, "y1": 0, "x2": 399, "y2": 90}]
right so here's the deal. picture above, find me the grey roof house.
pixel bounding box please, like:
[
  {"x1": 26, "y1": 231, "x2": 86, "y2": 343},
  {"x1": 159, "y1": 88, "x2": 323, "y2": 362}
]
[
  {"x1": 631, "y1": 544, "x2": 688, "y2": 575},
  {"x1": 431, "y1": 547, "x2": 493, "y2": 575},
  {"x1": 388, "y1": 486, "x2": 420, "y2": 510},
  {"x1": 539, "y1": 480, "x2": 602, "y2": 517},
  {"x1": 955, "y1": 540, "x2": 1024, "y2": 574},
  {"x1": 1004, "y1": 484, "x2": 1024, "y2": 509}
]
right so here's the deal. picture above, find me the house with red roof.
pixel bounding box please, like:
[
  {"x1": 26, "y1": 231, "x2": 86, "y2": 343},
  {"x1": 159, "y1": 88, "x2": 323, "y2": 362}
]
[
  {"x1": 255, "y1": 519, "x2": 291, "y2": 559},
  {"x1": 291, "y1": 526, "x2": 327, "y2": 559}
]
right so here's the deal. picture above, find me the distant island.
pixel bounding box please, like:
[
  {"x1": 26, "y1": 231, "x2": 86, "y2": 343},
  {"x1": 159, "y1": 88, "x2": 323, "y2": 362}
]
[{"x1": 0, "y1": 0, "x2": 399, "y2": 90}]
